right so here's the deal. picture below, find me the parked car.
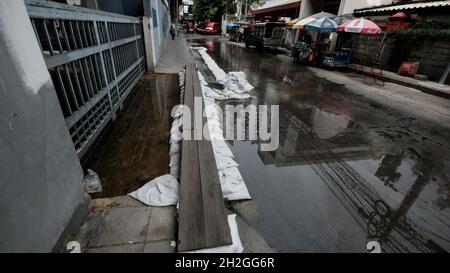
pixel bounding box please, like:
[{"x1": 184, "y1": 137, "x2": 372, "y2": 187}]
[
  {"x1": 245, "y1": 22, "x2": 285, "y2": 50},
  {"x1": 203, "y1": 22, "x2": 221, "y2": 35},
  {"x1": 195, "y1": 22, "x2": 206, "y2": 34}
]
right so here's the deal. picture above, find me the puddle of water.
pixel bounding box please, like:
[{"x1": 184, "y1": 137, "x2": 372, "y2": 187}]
[
  {"x1": 81, "y1": 73, "x2": 179, "y2": 198},
  {"x1": 191, "y1": 38, "x2": 450, "y2": 252}
]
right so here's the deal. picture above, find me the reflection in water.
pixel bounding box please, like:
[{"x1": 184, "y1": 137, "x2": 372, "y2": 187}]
[
  {"x1": 82, "y1": 74, "x2": 178, "y2": 197},
  {"x1": 375, "y1": 150, "x2": 405, "y2": 190},
  {"x1": 192, "y1": 38, "x2": 450, "y2": 252},
  {"x1": 311, "y1": 108, "x2": 350, "y2": 140}
]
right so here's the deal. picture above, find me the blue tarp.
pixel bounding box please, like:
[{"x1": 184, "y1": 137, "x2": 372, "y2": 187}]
[{"x1": 227, "y1": 23, "x2": 239, "y2": 27}]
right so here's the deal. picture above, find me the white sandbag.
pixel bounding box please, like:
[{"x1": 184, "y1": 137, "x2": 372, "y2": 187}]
[
  {"x1": 83, "y1": 169, "x2": 102, "y2": 194},
  {"x1": 128, "y1": 175, "x2": 179, "y2": 206},
  {"x1": 171, "y1": 117, "x2": 182, "y2": 129},
  {"x1": 196, "y1": 69, "x2": 251, "y2": 201},
  {"x1": 214, "y1": 153, "x2": 239, "y2": 171},
  {"x1": 171, "y1": 105, "x2": 184, "y2": 118},
  {"x1": 223, "y1": 90, "x2": 251, "y2": 100},
  {"x1": 223, "y1": 71, "x2": 254, "y2": 93},
  {"x1": 213, "y1": 142, "x2": 234, "y2": 158},
  {"x1": 204, "y1": 86, "x2": 226, "y2": 100},
  {"x1": 169, "y1": 142, "x2": 180, "y2": 155},
  {"x1": 169, "y1": 153, "x2": 180, "y2": 167},
  {"x1": 193, "y1": 47, "x2": 228, "y2": 84},
  {"x1": 192, "y1": 47, "x2": 253, "y2": 96},
  {"x1": 197, "y1": 70, "x2": 208, "y2": 86},
  {"x1": 184, "y1": 214, "x2": 243, "y2": 253},
  {"x1": 170, "y1": 164, "x2": 179, "y2": 178},
  {"x1": 220, "y1": 175, "x2": 252, "y2": 201},
  {"x1": 170, "y1": 124, "x2": 182, "y2": 135},
  {"x1": 220, "y1": 167, "x2": 244, "y2": 181}
]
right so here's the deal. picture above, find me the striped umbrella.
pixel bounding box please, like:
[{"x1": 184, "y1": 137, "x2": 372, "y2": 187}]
[
  {"x1": 293, "y1": 11, "x2": 336, "y2": 29},
  {"x1": 304, "y1": 17, "x2": 338, "y2": 33},
  {"x1": 287, "y1": 17, "x2": 301, "y2": 26},
  {"x1": 293, "y1": 17, "x2": 317, "y2": 29},
  {"x1": 337, "y1": 17, "x2": 382, "y2": 35}
]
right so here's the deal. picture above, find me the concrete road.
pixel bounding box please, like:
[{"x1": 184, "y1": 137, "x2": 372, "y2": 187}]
[{"x1": 188, "y1": 35, "x2": 450, "y2": 253}]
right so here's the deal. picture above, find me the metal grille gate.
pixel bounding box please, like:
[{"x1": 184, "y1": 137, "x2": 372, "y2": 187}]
[{"x1": 25, "y1": 0, "x2": 146, "y2": 158}]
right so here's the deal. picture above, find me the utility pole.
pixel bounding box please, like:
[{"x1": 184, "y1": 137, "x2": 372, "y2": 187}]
[
  {"x1": 244, "y1": 0, "x2": 248, "y2": 19},
  {"x1": 176, "y1": 0, "x2": 179, "y2": 24}
]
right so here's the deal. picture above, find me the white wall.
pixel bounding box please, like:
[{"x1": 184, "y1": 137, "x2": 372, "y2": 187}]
[
  {"x1": 299, "y1": 0, "x2": 323, "y2": 18},
  {"x1": 143, "y1": 0, "x2": 171, "y2": 71},
  {"x1": 338, "y1": 0, "x2": 393, "y2": 15}
]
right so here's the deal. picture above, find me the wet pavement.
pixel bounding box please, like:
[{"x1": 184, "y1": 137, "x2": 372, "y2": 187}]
[
  {"x1": 188, "y1": 36, "x2": 450, "y2": 253},
  {"x1": 82, "y1": 73, "x2": 179, "y2": 197}
]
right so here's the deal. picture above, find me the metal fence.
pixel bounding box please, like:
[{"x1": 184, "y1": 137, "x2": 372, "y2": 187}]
[{"x1": 26, "y1": 0, "x2": 146, "y2": 158}]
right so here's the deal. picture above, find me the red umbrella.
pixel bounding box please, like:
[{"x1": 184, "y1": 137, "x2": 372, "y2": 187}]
[
  {"x1": 337, "y1": 17, "x2": 382, "y2": 35},
  {"x1": 336, "y1": 19, "x2": 351, "y2": 32}
]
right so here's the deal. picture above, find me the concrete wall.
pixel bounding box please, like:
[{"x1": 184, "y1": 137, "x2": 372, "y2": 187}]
[
  {"x1": 89, "y1": 0, "x2": 144, "y2": 16},
  {"x1": 143, "y1": 0, "x2": 171, "y2": 71},
  {"x1": 337, "y1": 0, "x2": 392, "y2": 15},
  {"x1": 0, "y1": 0, "x2": 85, "y2": 252},
  {"x1": 97, "y1": 0, "x2": 124, "y2": 14},
  {"x1": 299, "y1": 0, "x2": 323, "y2": 18}
]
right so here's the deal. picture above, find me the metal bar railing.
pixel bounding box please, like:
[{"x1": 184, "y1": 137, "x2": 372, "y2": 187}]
[{"x1": 26, "y1": 0, "x2": 146, "y2": 158}]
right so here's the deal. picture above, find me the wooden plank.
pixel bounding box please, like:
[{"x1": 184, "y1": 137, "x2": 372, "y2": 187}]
[
  {"x1": 198, "y1": 133, "x2": 232, "y2": 248},
  {"x1": 193, "y1": 63, "x2": 231, "y2": 248},
  {"x1": 184, "y1": 65, "x2": 194, "y2": 109},
  {"x1": 178, "y1": 140, "x2": 205, "y2": 252},
  {"x1": 177, "y1": 64, "x2": 232, "y2": 252}
]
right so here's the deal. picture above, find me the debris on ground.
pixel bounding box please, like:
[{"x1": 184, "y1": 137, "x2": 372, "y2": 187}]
[{"x1": 83, "y1": 169, "x2": 102, "y2": 194}]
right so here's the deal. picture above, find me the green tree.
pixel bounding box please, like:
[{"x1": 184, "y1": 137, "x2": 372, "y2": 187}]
[{"x1": 194, "y1": 0, "x2": 245, "y2": 22}]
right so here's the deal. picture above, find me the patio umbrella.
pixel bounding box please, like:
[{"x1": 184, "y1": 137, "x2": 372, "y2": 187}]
[
  {"x1": 336, "y1": 19, "x2": 352, "y2": 32},
  {"x1": 293, "y1": 17, "x2": 317, "y2": 29},
  {"x1": 304, "y1": 17, "x2": 338, "y2": 33},
  {"x1": 308, "y1": 11, "x2": 336, "y2": 19},
  {"x1": 292, "y1": 11, "x2": 336, "y2": 29},
  {"x1": 337, "y1": 17, "x2": 382, "y2": 35},
  {"x1": 332, "y1": 14, "x2": 355, "y2": 26},
  {"x1": 287, "y1": 17, "x2": 301, "y2": 26}
]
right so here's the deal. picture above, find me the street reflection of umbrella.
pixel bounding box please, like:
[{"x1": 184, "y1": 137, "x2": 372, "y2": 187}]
[
  {"x1": 304, "y1": 17, "x2": 338, "y2": 33},
  {"x1": 337, "y1": 17, "x2": 382, "y2": 35}
]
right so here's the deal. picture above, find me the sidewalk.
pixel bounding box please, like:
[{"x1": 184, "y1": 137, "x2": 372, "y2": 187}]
[
  {"x1": 155, "y1": 33, "x2": 194, "y2": 74},
  {"x1": 71, "y1": 38, "x2": 188, "y2": 253},
  {"x1": 355, "y1": 65, "x2": 450, "y2": 98},
  {"x1": 69, "y1": 34, "x2": 276, "y2": 253},
  {"x1": 308, "y1": 66, "x2": 450, "y2": 127},
  {"x1": 273, "y1": 49, "x2": 450, "y2": 98},
  {"x1": 75, "y1": 197, "x2": 176, "y2": 253}
]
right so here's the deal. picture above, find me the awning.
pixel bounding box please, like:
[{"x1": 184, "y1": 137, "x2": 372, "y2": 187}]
[{"x1": 354, "y1": 0, "x2": 450, "y2": 14}]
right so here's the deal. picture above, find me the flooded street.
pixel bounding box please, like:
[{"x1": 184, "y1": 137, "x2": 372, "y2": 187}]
[
  {"x1": 82, "y1": 74, "x2": 179, "y2": 197},
  {"x1": 190, "y1": 37, "x2": 450, "y2": 252}
]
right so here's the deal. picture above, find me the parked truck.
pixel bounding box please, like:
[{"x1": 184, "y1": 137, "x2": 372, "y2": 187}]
[{"x1": 245, "y1": 22, "x2": 286, "y2": 50}]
